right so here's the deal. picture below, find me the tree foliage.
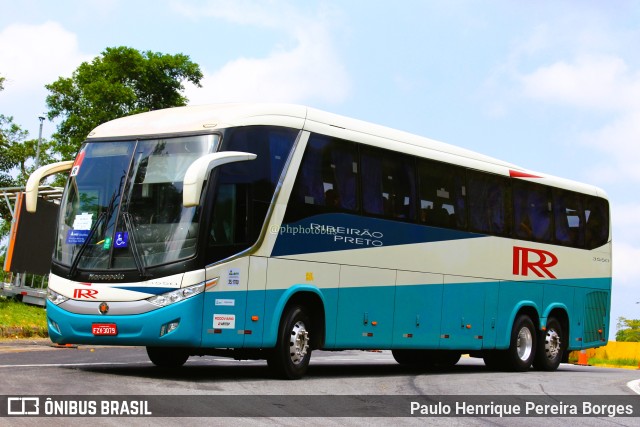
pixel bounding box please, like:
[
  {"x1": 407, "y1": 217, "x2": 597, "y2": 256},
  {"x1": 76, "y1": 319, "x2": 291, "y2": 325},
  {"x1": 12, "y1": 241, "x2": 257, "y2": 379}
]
[
  {"x1": 0, "y1": 114, "x2": 29, "y2": 187},
  {"x1": 616, "y1": 317, "x2": 640, "y2": 342},
  {"x1": 0, "y1": 115, "x2": 56, "y2": 236},
  {"x1": 46, "y1": 46, "x2": 203, "y2": 159},
  {"x1": 1, "y1": 74, "x2": 55, "y2": 240},
  {"x1": 0, "y1": 115, "x2": 55, "y2": 187}
]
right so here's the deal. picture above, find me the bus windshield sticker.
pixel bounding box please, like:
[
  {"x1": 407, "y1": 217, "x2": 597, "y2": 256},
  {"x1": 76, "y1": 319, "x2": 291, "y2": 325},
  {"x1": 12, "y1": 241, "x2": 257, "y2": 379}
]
[
  {"x1": 69, "y1": 147, "x2": 86, "y2": 177},
  {"x1": 114, "y1": 231, "x2": 129, "y2": 248},
  {"x1": 72, "y1": 213, "x2": 93, "y2": 230},
  {"x1": 66, "y1": 229, "x2": 90, "y2": 245}
]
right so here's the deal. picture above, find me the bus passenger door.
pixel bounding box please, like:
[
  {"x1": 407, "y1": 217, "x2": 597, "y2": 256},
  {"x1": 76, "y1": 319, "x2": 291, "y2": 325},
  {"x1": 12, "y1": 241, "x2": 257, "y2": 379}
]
[
  {"x1": 336, "y1": 265, "x2": 396, "y2": 348},
  {"x1": 392, "y1": 271, "x2": 443, "y2": 348},
  {"x1": 440, "y1": 276, "x2": 489, "y2": 350},
  {"x1": 202, "y1": 258, "x2": 249, "y2": 348}
]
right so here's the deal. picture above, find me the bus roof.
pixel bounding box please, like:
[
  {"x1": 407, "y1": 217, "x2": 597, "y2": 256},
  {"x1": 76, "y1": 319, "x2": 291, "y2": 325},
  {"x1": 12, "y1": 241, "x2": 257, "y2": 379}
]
[{"x1": 86, "y1": 103, "x2": 607, "y2": 198}]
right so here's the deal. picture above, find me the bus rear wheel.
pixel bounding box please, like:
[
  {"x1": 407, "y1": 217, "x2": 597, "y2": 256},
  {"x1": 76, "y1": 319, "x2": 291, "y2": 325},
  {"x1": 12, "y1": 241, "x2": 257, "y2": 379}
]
[
  {"x1": 146, "y1": 346, "x2": 189, "y2": 368},
  {"x1": 268, "y1": 305, "x2": 312, "y2": 380},
  {"x1": 533, "y1": 317, "x2": 564, "y2": 371}
]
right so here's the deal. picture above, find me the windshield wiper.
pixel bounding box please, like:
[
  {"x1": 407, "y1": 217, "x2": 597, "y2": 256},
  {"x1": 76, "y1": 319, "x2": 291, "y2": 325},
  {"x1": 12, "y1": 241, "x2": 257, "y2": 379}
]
[
  {"x1": 68, "y1": 211, "x2": 106, "y2": 279},
  {"x1": 122, "y1": 212, "x2": 149, "y2": 278},
  {"x1": 67, "y1": 183, "x2": 121, "y2": 279}
]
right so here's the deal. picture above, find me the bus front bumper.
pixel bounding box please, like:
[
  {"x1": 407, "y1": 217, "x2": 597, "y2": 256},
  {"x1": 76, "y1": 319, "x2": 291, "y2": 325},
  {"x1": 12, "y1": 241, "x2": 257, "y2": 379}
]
[{"x1": 46, "y1": 295, "x2": 204, "y2": 347}]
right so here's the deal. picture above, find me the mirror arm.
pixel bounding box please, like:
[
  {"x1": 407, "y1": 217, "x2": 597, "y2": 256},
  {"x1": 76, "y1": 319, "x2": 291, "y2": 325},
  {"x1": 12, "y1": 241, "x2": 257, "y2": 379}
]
[
  {"x1": 183, "y1": 151, "x2": 257, "y2": 207},
  {"x1": 25, "y1": 161, "x2": 74, "y2": 212}
]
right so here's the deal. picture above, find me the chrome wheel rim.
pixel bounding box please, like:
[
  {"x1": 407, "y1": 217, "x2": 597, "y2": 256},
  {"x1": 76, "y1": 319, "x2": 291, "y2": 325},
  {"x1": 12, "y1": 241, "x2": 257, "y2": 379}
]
[
  {"x1": 544, "y1": 328, "x2": 561, "y2": 360},
  {"x1": 516, "y1": 326, "x2": 533, "y2": 361},
  {"x1": 289, "y1": 320, "x2": 309, "y2": 365}
]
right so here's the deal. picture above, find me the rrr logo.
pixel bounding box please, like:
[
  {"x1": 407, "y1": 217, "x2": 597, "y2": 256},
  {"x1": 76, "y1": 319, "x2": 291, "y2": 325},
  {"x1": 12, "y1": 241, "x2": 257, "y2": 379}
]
[
  {"x1": 73, "y1": 288, "x2": 99, "y2": 299},
  {"x1": 513, "y1": 246, "x2": 558, "y2": 279}
]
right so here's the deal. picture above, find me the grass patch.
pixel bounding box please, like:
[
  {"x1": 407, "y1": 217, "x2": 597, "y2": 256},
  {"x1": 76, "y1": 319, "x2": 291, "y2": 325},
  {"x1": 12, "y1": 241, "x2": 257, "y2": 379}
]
[
  {"x1": 0, "y1": 297, "x2": 48, "y2": 338},
  {"x1": 587, "y1": 357, "x2": 638, "y2": 368}
]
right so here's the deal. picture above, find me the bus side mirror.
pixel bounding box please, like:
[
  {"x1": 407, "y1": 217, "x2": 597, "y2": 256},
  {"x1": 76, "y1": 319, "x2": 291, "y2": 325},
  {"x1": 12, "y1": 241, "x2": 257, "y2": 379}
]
[
  {"x1": 25, "y1": 161, "x2": 74, "y2": 213},
  {"x1": 183, "y1": 151, "x2": 257, "y2": 207}
]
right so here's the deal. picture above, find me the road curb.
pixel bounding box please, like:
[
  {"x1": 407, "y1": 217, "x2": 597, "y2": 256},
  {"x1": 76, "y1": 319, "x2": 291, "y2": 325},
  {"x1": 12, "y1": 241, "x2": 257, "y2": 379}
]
[{"x1": 0, "y1": 326, "x2": 48, "y2": 339}]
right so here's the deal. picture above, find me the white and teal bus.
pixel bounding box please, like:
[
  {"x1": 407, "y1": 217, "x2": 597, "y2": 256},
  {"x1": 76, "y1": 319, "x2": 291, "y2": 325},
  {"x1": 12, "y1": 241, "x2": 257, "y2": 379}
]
[{"x1": 27, "y1": 104, "x2": 611, "y2": 379}]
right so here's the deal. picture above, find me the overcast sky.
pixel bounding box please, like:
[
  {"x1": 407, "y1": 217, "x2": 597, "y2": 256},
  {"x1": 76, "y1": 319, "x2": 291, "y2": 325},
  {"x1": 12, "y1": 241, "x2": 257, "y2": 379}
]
[{"x1": 1, "y1": 0, "x2": 639, "y2": 333}]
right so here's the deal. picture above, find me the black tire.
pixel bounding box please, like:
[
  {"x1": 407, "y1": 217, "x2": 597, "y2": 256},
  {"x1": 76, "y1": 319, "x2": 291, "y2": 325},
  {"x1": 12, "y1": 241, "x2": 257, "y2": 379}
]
[
  {"x1": 268, "y1": 305, "x2": 312, "y2": 380},
  {"x1": 146, "y1": 346, "x2": 189, "y2": 368},
  {"x1": 533, "y1": 317, "x2": 565, "y2": 371},
  {"x1": 503, "y1": 314, "x2": 536, "y2": 372},
  {"x1": 432, "y1": 351, "x2": 461, "y2": 368},
  {"x1": 483, "y1": 351, "x2": 506, "y2": 370},
  {"x1": 392, "y1": 349, "x2": 423, "y2": 365}
]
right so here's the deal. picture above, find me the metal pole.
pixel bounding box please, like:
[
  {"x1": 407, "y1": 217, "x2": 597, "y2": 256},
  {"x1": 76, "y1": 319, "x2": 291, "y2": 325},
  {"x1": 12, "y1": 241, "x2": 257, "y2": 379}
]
[{"x1": 35, "y1": 116, "x2": 44, "y2": 169}]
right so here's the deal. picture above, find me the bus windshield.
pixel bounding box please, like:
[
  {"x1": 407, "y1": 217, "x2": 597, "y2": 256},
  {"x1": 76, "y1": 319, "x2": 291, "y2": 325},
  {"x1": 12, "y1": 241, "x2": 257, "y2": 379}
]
[{"x1": 54, "y1": 134, "x2": 218, "y2": 272}]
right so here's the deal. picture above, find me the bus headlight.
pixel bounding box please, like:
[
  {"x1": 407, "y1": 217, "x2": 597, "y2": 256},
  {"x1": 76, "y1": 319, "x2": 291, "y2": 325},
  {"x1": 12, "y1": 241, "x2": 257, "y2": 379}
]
[
  {"x1": 146, "y1": 283, "x2": 205, "y2": 307},
  {"x1": 47, "y1": 289, "x2": 69, "y2": 305}
]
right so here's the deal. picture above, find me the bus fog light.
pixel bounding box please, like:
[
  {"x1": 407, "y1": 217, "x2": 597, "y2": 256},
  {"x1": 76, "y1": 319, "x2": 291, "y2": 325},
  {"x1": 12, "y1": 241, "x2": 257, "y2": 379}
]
[
  {"x1": 49, "y1": 318, "x2": 61, "y2": 334},
  {"x1": 160, "y1": 320, "x2": 180, "y2": 336}
]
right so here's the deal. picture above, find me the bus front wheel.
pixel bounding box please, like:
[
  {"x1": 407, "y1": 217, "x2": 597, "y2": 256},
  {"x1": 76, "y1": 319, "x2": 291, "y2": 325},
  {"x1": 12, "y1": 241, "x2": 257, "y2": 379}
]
[
  {"x1": 146, "y1": 346, "x2": 189, "y2": 368},
  {"x1": 268, "y1": 305, "x2": 312, "y2": 380}
]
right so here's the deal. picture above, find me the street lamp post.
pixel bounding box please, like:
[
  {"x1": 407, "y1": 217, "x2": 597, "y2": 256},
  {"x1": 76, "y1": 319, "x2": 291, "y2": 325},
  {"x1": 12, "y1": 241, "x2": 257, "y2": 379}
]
[{"x1": 35, "y1": 116, "x2": 45, "y2": 169}]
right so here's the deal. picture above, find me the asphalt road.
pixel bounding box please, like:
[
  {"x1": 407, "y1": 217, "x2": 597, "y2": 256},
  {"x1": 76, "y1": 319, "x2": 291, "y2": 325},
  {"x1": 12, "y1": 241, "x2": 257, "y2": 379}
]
[{"x1": 0, "y1": 339, "x2": 639, "y2": 426}]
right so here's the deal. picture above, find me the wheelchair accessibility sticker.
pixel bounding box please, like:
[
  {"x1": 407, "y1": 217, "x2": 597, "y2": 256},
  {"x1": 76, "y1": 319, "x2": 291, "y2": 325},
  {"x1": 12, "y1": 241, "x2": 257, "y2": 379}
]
[{"x1": 114, "y1": 232, "x2": 129, "y2": 248}]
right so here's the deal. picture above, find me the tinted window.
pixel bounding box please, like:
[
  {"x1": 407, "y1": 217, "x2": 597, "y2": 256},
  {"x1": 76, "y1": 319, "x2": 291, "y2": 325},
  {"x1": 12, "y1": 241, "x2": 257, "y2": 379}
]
[
  {"x1": 207, "y1": 126, "x2": 298, "y2": 262},
  {"x1": 417, "y1": 159, "x2": 466, "y2": 229},
  {"x1": 361, "y1": 147, "x2": 416, "y2": 220},
  {"x1": 467, "y1": 171, "x2": 511, "y2": 236},
  {"x1": 553, "y1": 189, "x2": 585, "y2": 247},
  {"x1": 285, "y1": 134, "x2": 359, "y2": 223},
  {"x1": 584, "y1": 196, "x2": 610, "y2": 249},
  {"x1": 553, "y1": 189, "x2": 609, "y2": 249},
  {"x1": 513, "y1": 181, "x2": 552, "y2": 243}
]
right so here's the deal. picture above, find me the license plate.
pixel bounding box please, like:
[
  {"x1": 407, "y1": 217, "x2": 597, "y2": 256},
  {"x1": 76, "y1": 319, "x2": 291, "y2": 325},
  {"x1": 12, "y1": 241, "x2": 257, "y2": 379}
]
[{"x1": 92, "y1": 323, "x2": 117, "y2": 336}]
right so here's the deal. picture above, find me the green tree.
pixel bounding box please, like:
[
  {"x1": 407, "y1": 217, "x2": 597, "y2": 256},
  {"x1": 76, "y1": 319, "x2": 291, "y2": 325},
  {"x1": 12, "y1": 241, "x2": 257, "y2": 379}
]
[
  {"x1": 0, "y1": 115, "x2": 56, "y2": 240},
  {"x1": 0, "y1": 115, "x2": 55, "y2": 186},
  {"x1": 616, "y1": 317, "x2": 640, "y2": 342},
  {"x1": 0, "y1": 114, "x2": 29, "y2": 187},
  {"x1": 45, "y1": 46, "x2": 203, "y2": 159}
]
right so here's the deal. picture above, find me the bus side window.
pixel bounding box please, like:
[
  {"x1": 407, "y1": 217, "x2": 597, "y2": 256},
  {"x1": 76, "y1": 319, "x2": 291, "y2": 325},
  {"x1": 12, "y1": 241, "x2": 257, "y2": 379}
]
[
  {"x1": 286, "y1": 134, "x2": 359, "y2": 222},
  {"x1": 361, "y1": 147, "x2": 416, "y2": 221},
  {"x1": 585, "y1": 197, "x2": 609, "y2": 249},
  {"x1": 512, "y1": 181, "x2": 552, "y2": 243},
  {"x1": 553, "y1": 189, "x2": 585, "y2": 247},
  {"x1": 468, "y1": 171, "x2": 511, "y2": 236},
  {"x1": 417, "y1": 159, "x2": 466, "y2": 229},
  {"x1": 206, "y1": 126, "x2": 298, "y2": 262}
]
